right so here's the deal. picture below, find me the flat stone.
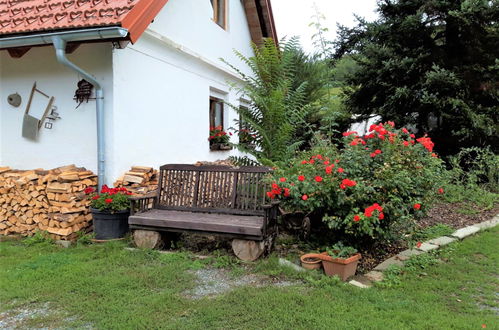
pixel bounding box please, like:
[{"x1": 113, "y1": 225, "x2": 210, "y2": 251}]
[
  {"x1": 278, "y1": 258, "x2": 306, "y2": 272},
  {"x1": 55, "y1": 240, "x2": 72, "y2": 248},
  {"x1": 398, "y1": 249, "x2": 424, "y2": 258},
  {"x1": 365, "y1": 271, "x2": 384, "y2": 282},
  {"x1": 426, "y1": 236, "x2": 457, "y2": 247},
  {"x1": 349, "y1": 280, "x2": 370, "y2": 289},
  {"x1": 416, "y1": 242, "x2": 439, "y2": 252},
  {"x1": 475, "y1": 217, "x2": 499, "y2": 230},
  {"x1": 450, "y1": 226, "x2": 480, "y2": 239},
  {"x1": 373, "y1": 257, "x2": 404, "y2": 271}
]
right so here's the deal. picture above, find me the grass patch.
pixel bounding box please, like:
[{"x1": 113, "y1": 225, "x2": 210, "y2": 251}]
[
  {"x1": 413, "y1": 224, "x2": 454, "y2": 242},
  {"x1": 0, "y1": 227, "x2": 497, "y2": 329}
]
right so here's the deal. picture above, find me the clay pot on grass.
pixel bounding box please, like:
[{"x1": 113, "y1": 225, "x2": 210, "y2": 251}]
[
  {"x1": 320, "y1": 252, "x2": 361, "y2": 281},
  {"x1": 300, "y1": 253, "x2": 323, "y2": 270}
]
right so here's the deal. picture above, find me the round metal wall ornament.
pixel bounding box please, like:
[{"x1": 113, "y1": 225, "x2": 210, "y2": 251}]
[{"x1": 7, "y1": 93, "x2": 22, "y2": 107}]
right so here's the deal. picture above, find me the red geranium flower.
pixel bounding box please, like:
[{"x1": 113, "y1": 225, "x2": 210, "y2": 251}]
[
  {"x1": 266, "y1": 191, "x2": 275, "y2": 199},
  {"x1": 301, "y1": 160, "x2": 308, "y2": 165},
  {"x1": 402, "y1": 128, "x2": 409, "y2": 134},
  {"x1": 438, "y1": 188, "x2": 444, "y2": 194},
  {"x1": 105, "y1": 198, "x2": 113, "y2": 204},
  {"x1": 315, "y1": 176, "x2": 323, "y2": 182},
  {"x1": 375, "y1": 149, "x2": 382, "y2": 154},
  {"x1": 342, "y1": 131, "x2": 358, "y2": 137},
  {"x1": 298, "y1": 175, "x2": 305, "y2": 182},
  {"x1": 92, "y1": 195, "x2": 99, "y2": 200},
  {"x1": 279, "y1": 178, "x2": 286, "y2": 182},
  {"x1": 84, "y1": 187, "x2": 95, "y2": 195},
  {"x1": 337, "y1": 167, "x2": 344, "y2": 173},
  {"x1": 301, "y1": 194, "x2": 308, "y2": 201},
  {"x1": 353, "y1": 215, "x2": 361, "y2": 222},
  {"x1": 403, "y1": 141, "x2": 409, "y2": 147},
  {"x1": 370, "y1": 153, "x2": 376, "y2": 158},
  {"x1": 341, "y1": 179, "x2": 357, "y2": 187},
  {"x1": 340, "y1": 184, "x2": 346, "y2": 189},
  {"x1": 414, "y1": 203, "x2": 421, "y2": 210},
  {"x1": 378, "y1": 212, "x2": 384, "y2": 220},
  {"x1": 283, "y1": 188, "x2": 290, "y2": 197}
]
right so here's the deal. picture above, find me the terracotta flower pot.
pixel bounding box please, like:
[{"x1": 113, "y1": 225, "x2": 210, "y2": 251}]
[
  {"x1": 300, "y1": 253, "x2": 323, "y2": 270},
  {"x1": 320, "y1": 251, "x2": 361, "y2": 281}
]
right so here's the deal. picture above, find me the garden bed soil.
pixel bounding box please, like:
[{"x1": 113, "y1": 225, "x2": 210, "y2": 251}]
[
  {"x1": 358, "y1": 202, "x2": 499, "y2": 273},
  {"x1": 417, "y1": 203, "x2": 499, "y2": 229}
]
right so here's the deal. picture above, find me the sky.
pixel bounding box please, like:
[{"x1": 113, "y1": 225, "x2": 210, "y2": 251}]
[{"x1": 270, "y1": 0, "x2": 379, "y2": 53}]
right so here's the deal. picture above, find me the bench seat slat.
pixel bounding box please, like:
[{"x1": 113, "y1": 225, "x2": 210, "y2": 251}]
[{"x1": 129, "y1": 209, "x2": 264, "y2": 237}]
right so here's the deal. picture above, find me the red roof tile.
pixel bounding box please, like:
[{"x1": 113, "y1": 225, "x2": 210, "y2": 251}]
[{"x1": 0, "y1": 0, "x2": 169, "y2": 42}]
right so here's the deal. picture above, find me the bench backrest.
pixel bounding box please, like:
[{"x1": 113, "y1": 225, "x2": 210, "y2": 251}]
[{"x1": 156, "y1": 164, "x2": 272, "y2": 216}]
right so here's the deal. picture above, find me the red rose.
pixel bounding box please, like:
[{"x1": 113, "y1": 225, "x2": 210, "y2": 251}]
[
  {"x1": 340, "y1": 184, "x2": 346, "y2": 190},
  {"x1": 354, "y1": 215, "x2": 361, "y2": 222},
  {"x1": 298, "y1": 175, "x2": 305, "y2": 182},
  {"x1": 403, "y1": 141, "x2": 409, "y2": 147},
  {"x1": 283, "y1": 188, "x2": 290, "y2": 197},
  {"x1": 375, "y1": 149, "x2": 382, "y2": 154},
  {"x1": 370, "y1": 153, "x2": 376, "y2": 158},
  {"x1": 337, "y1": 168, "x2": 344, "y2": 173},
  {"x1": 279, "y1": 177, "x2": 286, "y2": 182},
  {"x1": 414, "y1": 203, "x2": 421, "y2": 210},
  {"x1": 402, "y1": 128, "x2": 409, "y2": 134},
  {"x1": 342, "y1": 131, "x2": 358, "y2": 137},
  {"x1": 438, "y1": 188, "x2": 444, "y2": 194},
  {"x1": 301, "y1": 160, "x2": 308, "y2": 165},
  {"x1": 266, "y1": 191, "x2": 275, "y2": 199},
  {"x1": 105, "y1": 198, "x2": 113, "y2": 204},
  {"x1": 301, "y1": 194, "x2": 308, "y2": 201},
  {"x1": 92, "y1": 196, "x2": 99, "y2": 200},
  {"x1": 315, "y1": 176, "x2": 323, "y2": 182},
  {"x1": 378, "y1": 212, "x2": 384, "y2": 220}
]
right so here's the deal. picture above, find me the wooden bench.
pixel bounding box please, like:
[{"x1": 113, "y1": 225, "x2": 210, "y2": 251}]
[{"x1": 128, "y1": 164, "x2": 279, "y2": 260}]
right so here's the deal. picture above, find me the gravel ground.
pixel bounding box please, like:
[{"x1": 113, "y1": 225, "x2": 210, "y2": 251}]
[{"x1": 184, "y1": 268, "x2": 296, "y2": 299}]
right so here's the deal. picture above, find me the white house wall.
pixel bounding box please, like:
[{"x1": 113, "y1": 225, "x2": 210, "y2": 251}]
[
  {"x1": 0, "y1": 44, "x2": 114, "y2": 174},
  {"x1": 109, "y1": 0, "x2": 256, "y2": 181}
]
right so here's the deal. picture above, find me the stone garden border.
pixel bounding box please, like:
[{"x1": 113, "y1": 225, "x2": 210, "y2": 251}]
[{"x1": 349, "y1": 214, "x2": 499, "y2": 289}]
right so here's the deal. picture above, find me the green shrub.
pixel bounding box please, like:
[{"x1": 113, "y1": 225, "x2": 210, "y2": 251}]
[{"x1": 267, "y1": 122, "x2": 447, "y2": 242}]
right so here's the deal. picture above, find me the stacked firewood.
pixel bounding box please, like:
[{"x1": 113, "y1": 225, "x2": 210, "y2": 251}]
[
  {"x1": 114, "y1": 166, "x2": 159, "y2": 196},
  {"x1": 0, "y1": 165, "x2": 96, "y2": 240}
]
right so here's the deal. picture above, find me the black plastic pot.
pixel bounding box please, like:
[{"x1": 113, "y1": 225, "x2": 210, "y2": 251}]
[{"x1": 91, "y1": 208, "x2": 130, "y2": 240}]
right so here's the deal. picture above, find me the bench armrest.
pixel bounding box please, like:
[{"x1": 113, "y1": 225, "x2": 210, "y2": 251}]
[{"x1": 129, "y1": 193, "x2": 157, "y2": 215}]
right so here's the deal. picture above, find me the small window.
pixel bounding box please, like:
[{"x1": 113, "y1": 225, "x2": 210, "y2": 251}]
[
  {"x1": 210, "y1": 0, "x2": 227, "y2": 29},
  {"x1": 210, "y1": 97, "x2": 224, "y2": 129}
]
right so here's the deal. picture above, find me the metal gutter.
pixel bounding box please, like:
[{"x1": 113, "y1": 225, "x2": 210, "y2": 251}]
[
  {"x1": 0, "y1": 27, "x2": 128, "y2": 49},
  {"x1": 1, "y1": 27, "x2": 129, "y2": 189}
]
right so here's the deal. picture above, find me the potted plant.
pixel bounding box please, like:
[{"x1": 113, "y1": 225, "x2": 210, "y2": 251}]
[
  {"x1": 209, "y1": 126, "x2": 232, "y2": 151},
  {"x1": 86, "y1": 185, "x2": 132, "y2": 240},
  {"x1": 321, "y1": 242, "x2": 361, "y2": 281}
]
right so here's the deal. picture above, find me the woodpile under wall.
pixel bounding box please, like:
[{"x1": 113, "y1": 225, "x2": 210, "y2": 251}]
[
  {"x1": 114, "y1": 166, "x2": 158, "y2": 196},
  {"x1": 0, "y1": 165, "x2": 96, "y2": 240}
]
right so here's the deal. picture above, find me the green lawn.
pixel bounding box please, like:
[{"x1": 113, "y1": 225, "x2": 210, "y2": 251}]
[{"x1": 0, "y1": 227, "x2": 498, "y2": 329}]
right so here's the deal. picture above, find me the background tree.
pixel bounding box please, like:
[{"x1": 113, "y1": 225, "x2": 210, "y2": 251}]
[{"x1": 334, "y1": 0, "x2": 498, "y2": 155}]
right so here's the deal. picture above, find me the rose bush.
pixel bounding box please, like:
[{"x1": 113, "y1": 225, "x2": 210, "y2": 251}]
[
  {"x1": 267, "y1": 121, "x2": 447, "y2": 242},
  {"x1": 86, "y1": 185, "x2": 132, "y2": 213}
]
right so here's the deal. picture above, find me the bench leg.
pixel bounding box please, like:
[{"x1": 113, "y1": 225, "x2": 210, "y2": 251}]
[
  {"x1": 232, "y1": 239, "x2": 265, "y2": 261},
  {"x1": 133, "y1": 230, "x2": 164, "y2": 249}
]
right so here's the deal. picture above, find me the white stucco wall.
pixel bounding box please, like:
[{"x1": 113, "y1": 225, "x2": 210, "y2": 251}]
[
  {"x1": 109, "y1": 0, "x2": 256, "y2": 181},
  {"x1": 0, "y1": 44, "x2": 113, "y2": 174},
  {"x1": 0, "y1": 0, "x2": 258, "y2": 184}
]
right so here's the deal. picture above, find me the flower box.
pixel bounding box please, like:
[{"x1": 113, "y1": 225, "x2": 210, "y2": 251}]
[
  {"x1": 210, "y1": 143, "x2": 232, "y2": 151},
  {"x1": 320, "y1": 251, "x2": 361, "y2": 281}
]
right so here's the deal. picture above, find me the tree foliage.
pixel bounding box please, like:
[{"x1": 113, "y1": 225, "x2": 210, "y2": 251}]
[
  {"x1": 334, "y1": 0, "x2": 498, "y2": 155},
  {"x1": 223, "y1": 38, "x2": 311, "y2": 166}
]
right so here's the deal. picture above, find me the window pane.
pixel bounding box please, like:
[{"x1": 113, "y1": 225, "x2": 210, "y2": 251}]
[
  {"x1": 217, "y1": 0, "x2": 225, "y2": 27},
  {"x1": 214, "y1": 102, "x2": 223, "y2": 127}
]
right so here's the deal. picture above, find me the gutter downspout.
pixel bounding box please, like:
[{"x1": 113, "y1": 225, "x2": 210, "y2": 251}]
[{"x1": 52, "y1": 36, "x2": 106, "y2": 190}]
